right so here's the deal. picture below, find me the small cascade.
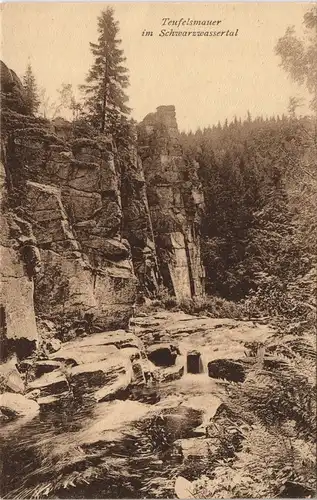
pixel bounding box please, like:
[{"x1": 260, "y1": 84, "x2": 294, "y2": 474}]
[{"x1": 198, "y1": 354, "x2": 206, "y2": 374}]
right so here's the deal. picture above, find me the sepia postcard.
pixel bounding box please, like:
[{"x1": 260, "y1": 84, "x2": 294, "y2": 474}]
[{"x1": 0, "y1": 2, "x2": 316, "y2": 499}]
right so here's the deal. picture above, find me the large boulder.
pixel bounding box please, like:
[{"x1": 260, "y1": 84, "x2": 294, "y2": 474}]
[
  {"x1": 147, "y1": 343, "x2": 179, "y2": 367},
  {"x1": 26, "y1": 370, "x2": 69, "y2": 397},
  {"x1": 69, "y1": 355, "x2": 131, "y2": 398},
  {"x1": 0, "y1": 392, "x2": 39, "y2": 421},
  {"x1": 207, "y1": 359, "x2": 246, "y2": 383},
  {"x1": 186, "y1": 350, "x2": 203, "y2": 374}
]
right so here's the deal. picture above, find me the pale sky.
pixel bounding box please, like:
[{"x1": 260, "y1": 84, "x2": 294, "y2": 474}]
[{"x1": 1, "y1": 2, "x2": 312, "y2": 130}]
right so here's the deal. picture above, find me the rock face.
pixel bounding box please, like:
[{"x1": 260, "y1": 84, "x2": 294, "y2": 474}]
[
  {"x1": 0, "y1": 62, "x2": 139, "y2": 348},
  {"x1": 138, "y1": 106, "x2": 205, "y2": 300},
  {"x1": 121, "y1": 133, "x2": 160, "y2": 297},
  {"x1": 0, "y1": 60, "x2": 28, "y2": 114},
  {"x1": 0, "y1": 62, "x2": 206, "y2": 361},
  {"x1": 0, "y1": 161, "x2": 38, "y2": 359}
]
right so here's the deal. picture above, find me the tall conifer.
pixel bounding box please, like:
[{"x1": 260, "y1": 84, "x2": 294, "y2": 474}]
[
  {"x1": 22, "y1": 62, "x2": 40, "y2": 115},
  {"x1": 82, "y1": 8, "x2": 130, "y2": 140}
]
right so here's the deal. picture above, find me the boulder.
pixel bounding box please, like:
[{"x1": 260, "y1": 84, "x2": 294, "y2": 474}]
[
  {"x1": 174, "y1": 476, "x2": 195, "y2": 499},
  {"x1": 0, "y1": 392, "x2": 39, "y2": 420},
  {"x1": 44, "y1": 338, "x2": 61, "y2": 354},
  {"x1": 69, "y1": 355, "x2": 130, "y2": 398},
  {"x1": 153, "y1": 405, "x2": 203, "y2": 441},
  {"x1": 207, "y1": 359, "x2": 246, "y2": 383},
  {"x1": 186, "y1": 350, "x2": 203, "y2": 374},
  {"x1": 33, "y1": 360, "x2": 62, "y2": 378},
  {"x1": 50, "y1": 331, "x2": 142, "y2": 366},
  {"x1": 147, "y1": 343, "x2": 178, "y2": 367},
  {"x1": 0, "y1": 357, "x2": 24, "y2": 393},
  {"x1": 155, "y1": 364, "x2": 185, "y2": 383},
  {"x1": 26, "y1": 370, "x2": 69, "y2": 397}
]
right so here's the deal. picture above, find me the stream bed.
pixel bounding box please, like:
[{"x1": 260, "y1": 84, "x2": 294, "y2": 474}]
[{"x1": 0, "y1": 312, "x2": 274, "y2": 499}]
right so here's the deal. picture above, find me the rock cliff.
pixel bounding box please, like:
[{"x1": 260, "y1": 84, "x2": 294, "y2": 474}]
[
  {"x1": 0, "y1": 63, "x2": 205, "y2": 359},
  {"x1": 138, "y1": 105, "x2": 205, "y2": 300}
]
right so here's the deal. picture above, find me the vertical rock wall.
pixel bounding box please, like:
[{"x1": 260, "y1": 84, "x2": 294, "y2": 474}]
[
  {"x1": 138, "y1": 106, "x2": 205, "y2": 299},
  {"x1": 0, "y1": 160, "x2": 38, "y2": 359},
  {"x1": 0, "y1": 61, "x2": 206, "y2": 360},
  {"x1": 1, "y1": 60, "x2": 138, "y2": 348},
  {"x1": 121, "y1": 133, "x2": 160, "y2": 298}
]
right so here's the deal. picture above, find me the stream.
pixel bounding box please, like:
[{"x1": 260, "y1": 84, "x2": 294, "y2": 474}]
[
  {"x1": 0, "y1": 360, "x2": 225, "y2": 499},
  {"x1": 0, "y1": 313, "x2": 274, "y2": 499}
]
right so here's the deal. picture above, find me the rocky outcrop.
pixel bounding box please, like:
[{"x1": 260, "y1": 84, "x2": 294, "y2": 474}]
[
  {"x1": 0, "y1": 62, "x2": 139, "y2": 345},
  {"x1": 138, "y1": 106, "x2": 205, "y2": 300},
  {"x1": 0, "y1": 161, "x2": 38, "y2": 360},
  {"x1": 0, "y1": 61, "x2": 28, "y2": 114},
  {"x1": 0, "y1": 61, "x2": 206, "y2": 362},
  {"x1": 121, "y1": 134, "x2": 160, "y2": 298}
]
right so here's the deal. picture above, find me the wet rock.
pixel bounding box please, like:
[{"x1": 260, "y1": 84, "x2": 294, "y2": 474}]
[
  {"x1": 25, "y1": 389, "x2": 41, "y2": 400},
  {"x1": 33, "y1": 360, "x2": 62, "y2": 378},
  {"x1": 207, "y1": 359, "x2": 246, "y2": 382},
  {"x1": 155, "y1": 364, "x2": 185, "y2": 383},
  {"x1": 94, "y1": 376, "x2": 131, "y2": 403},
  {"x1": 69, "y1": 355, "x2": 131, "y2": 398},
  {"x1": 44, "y1": 338, "x2": 61, "y2": 354},
  {"x1": 38, "y1": 391, "x2": 73, "y2": 413},
  {"x1": 147, "y1": 343, "x2": 178, "y2": 367},
  {"x1": 131, "y1": 361, "x2": 146, "y2": 385},
  {"x1": 0, "y1": 392, "x2": 39, "y2": 420},
  {"x1": 26, "y1": 370, "x2": 69, "y2": 397},
  {"x1": 0, "y1": 357, "x2": 24, "y2": 393},
  {"x1": 186, "y1": 350, "x2": 203, "y2": 374},
  {"x1": 154, "y1": 405, "x2": 203, "y2": 441}
]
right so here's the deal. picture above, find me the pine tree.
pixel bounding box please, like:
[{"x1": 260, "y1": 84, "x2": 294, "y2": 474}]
[
  {"x1": 22, "y1": 62, "x2": 40, "y2": 115},
  {"x1": 81, "y1": 7, "x2": 130, "y2": 140}
]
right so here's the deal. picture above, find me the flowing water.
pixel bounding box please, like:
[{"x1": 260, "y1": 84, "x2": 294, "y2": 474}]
[{"x1": 0, "y1": 344, "x2": 228, "y2": 499}]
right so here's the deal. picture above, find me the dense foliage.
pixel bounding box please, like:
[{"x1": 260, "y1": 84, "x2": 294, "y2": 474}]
[
  {"x1": 180, "y1": 115, "x2": 316, "y2": 322},
  {"x1": 275, "y1": 4, "x2": 317, "y2": 113}
]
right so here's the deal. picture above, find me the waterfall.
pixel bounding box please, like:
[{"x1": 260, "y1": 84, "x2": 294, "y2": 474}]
[
  {"x1": 184, "y1": 356, "x2": 188, "y2": 376},
  {"x1": 199, "y1": 354, "x2": 206, "y2": 374}
]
